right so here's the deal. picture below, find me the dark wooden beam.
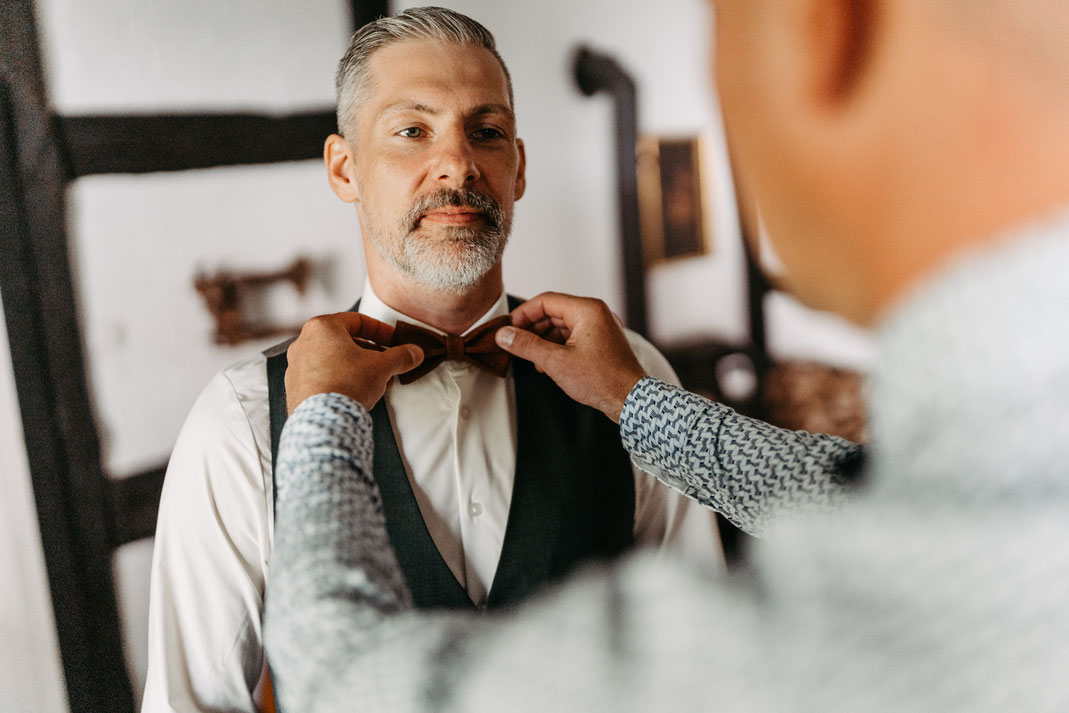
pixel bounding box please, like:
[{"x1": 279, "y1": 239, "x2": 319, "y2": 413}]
[
  {"x1": 107, "y1": 467, "x2": 167, "y2": 548},
  {"x1": 56, "y1": 0, "x2": 393, "y2": 179},
  {"x1": 352, "y1": 0, "x2": 390, "y2": 29},
  {"x1": 59, "y1": 111, "x2": 337, "y2": 176},
  {"x1": 573, "y1": 47, "x2": 648, "y2": 337},
  {"x1": 0, "y1": 8, "x2": 136, "y2": 710}
]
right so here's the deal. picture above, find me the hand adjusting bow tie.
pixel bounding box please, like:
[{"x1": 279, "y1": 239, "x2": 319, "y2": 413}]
[{"x1": 391, "y1": 315, "x2": 511, "y2": 384}]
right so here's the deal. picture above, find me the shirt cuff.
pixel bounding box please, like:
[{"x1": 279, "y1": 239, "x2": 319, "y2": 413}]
[
  {"x1": 276, "y1": 393, "x2": 373, "y2": 495},
  {"x1": 288, "y1": 391, "x2": 371, "y2": 427},
  {"x1": 619, "y1": 377, "x2": 723, "y2": 482}
]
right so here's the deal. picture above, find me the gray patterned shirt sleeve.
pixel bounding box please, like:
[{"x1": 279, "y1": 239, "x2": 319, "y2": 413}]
[
  {"x1": 620, "y1": 377, "x2": 863, "y2": 536},
  {"x1": 264, "y1": 394, "x2": 468, "y2": 712}
]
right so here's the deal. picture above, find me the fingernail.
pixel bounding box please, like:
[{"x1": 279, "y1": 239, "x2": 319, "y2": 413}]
[{"x1": 495, "y1": 326, "x2": 515, "y2": 348}]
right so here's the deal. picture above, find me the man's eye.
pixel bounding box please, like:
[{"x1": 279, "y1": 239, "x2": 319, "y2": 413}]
[
  {"x1": 398, "y1": 127, "x2": 424, "y2": 138},
  {"x1": 471, "y1": 128, "x2": 505, "y2": 140}
]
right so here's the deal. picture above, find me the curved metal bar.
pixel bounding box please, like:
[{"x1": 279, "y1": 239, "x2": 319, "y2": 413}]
[{"x1": 573, "y1": 46, "x2": 648, "y2": 336}]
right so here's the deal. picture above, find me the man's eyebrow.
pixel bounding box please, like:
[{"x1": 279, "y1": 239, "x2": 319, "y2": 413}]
[
  {"x1": 470, "y1": 104, "x2": 515, "y2": 121},
  {"x1": 380, "y1": 101, "x2": 440, "y2": 117},
  {"x1": 378, "y1": 101, "x2": 515, "y2": 122}
]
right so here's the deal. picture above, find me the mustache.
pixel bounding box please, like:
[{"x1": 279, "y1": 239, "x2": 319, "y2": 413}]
[{"x1": 404, "y1": 188, "x2": 504, "y2": 233}]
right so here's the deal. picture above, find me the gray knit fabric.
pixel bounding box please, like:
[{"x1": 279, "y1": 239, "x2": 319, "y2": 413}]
[{"x1": 265, "y1": 212, "x2": 1069, "y2": 713}]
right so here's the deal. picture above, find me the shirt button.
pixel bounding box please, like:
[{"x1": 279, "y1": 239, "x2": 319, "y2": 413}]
[
  {"x1": 469, "y1": 501, "x2": 483, "y2": 518},
  {"x1": 459, "y1": 405, "x2": 472, "y2": 420}
]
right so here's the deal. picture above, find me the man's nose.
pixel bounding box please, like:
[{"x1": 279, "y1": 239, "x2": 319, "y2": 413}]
[{"x1": 433, "y1": 132, "x2": 480, "y2": 187}]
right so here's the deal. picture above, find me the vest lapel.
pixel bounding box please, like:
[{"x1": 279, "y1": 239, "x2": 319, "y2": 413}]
[
  {"x1": 370, "y1": 399, "x2": 474, "y2": 610},
  {"x1": 372, "y1": 360, "x2": 573, "y2": 611},
  {"x1": 485, "y1": 359, "x2": 567, "y2": 606}
]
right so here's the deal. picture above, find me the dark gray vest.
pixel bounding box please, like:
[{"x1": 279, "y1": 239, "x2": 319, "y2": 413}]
[{"x1": 266, "y1": 298, "x2": 634, "y2": 611}]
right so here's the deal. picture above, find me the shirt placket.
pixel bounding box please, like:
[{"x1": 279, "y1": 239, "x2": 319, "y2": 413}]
[{"x1": 450, "y1": 362, "x2": 496, "y2": 607}]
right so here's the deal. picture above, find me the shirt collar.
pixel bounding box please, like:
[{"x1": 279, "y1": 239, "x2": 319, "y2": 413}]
[{"x1": 357, "y1": 279, "x2": 509, "y2": 336}]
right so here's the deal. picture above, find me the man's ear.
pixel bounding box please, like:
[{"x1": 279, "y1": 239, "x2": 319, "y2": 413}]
[
  {"x1": 808, "y1": 0, "x2": 879, "y2": 106},
  {"x1": 324, "y1": 134, "x2": 360, "y2": 203},
  {"x1": 513, "y1": 138, "x2": 527, "y2": 201}
]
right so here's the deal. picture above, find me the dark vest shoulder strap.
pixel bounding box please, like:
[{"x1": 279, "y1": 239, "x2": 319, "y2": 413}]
[
  {"x1": 487, "y1": 353, "x2": 635, "y2": 608},
  {"x1": 266, "y1": 299, "x2": 361, "y2": 506},
  {"x1": 370, "y1": 399, "x2": 474, "y2": 609},
  {"x1": 264, "y1": 342, "x2": 291, "y2": 489}
]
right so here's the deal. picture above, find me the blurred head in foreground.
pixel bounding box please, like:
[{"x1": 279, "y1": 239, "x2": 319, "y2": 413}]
[{"x1": 713, "y1": 0, "x2": 1069, "y2": 324}]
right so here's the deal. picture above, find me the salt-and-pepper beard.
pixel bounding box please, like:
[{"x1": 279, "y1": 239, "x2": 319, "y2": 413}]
[{"x1": 367, "y1": 187, "x2": 512, "y2": 293}]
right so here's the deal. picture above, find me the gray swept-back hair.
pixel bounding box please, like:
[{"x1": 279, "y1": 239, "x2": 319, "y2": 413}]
[{"x1": 335, "y1": 6, "x2": 514, "y2": 139}]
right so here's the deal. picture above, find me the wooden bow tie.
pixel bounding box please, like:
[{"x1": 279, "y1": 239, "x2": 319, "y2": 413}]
[{"x1": 391, "y1": 316, "x2": 511, "y2": 384}]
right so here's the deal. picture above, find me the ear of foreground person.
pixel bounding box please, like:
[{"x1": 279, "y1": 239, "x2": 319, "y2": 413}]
[{"x1": 263, "y1": 0, "x2": 1069, "y2": 711}]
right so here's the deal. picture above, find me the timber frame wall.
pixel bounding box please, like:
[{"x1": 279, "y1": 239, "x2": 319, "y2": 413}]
[{"x1": 0, "y1": 2, "x2": 387, "y2": 711}]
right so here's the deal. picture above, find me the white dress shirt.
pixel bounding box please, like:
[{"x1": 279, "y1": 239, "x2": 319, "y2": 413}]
[
  {"x1": 141, "y1": 281, "x2": 722, "y2": 713},
  {"x1": 364, "y1": 285, "x2": 518, "y2": 605}
]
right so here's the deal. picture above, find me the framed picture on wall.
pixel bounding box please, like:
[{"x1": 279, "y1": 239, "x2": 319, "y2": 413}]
[{"x1": 637, "y1": 134, "x2": 711, "y2": 265}]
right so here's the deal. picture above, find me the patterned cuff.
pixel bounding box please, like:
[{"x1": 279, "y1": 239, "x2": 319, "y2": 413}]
[
  {"x1": 276, "y1": 392, "x2": 373, "y2": 497},
  {"x1": 619, "y1": 377, "x2": 720, "y2": 474}
]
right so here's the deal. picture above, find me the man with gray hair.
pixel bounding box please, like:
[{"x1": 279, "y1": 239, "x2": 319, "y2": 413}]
[{"x1": 141, "y1": 7, "x2": 765, "y2": 712}]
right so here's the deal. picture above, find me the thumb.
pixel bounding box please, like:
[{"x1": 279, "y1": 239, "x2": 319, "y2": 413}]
[
  {"x1": 495, "y1": 326, "x2": 561, "y2": 370},
  {"x1": 381, "y1": 344, "x2": 424, "y2": 376}
]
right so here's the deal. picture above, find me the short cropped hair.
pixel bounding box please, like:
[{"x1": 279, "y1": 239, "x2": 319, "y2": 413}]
[{"x1": 335, "y1": 6, "x2": 514, "y2": 139}]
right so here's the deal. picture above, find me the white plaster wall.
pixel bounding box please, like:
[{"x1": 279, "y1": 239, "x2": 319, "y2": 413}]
[
  {"x1": 34, "y1": 0, "x2": 351, "y2": 114},
  {"x1": 0, "y1": 301, "x2": 70, "y2": 713},
  {"x1": 69, "y1": 162, "x2": 363, "y2": 478}
]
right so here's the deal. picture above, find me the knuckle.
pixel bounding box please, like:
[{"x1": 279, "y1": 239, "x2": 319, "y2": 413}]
[
  {"x1": 305, "y1": 314, "x2": 330, "y2": 331},
  {"x1": 589, "y1": 299, "x2": 612, "y2": 318}
]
